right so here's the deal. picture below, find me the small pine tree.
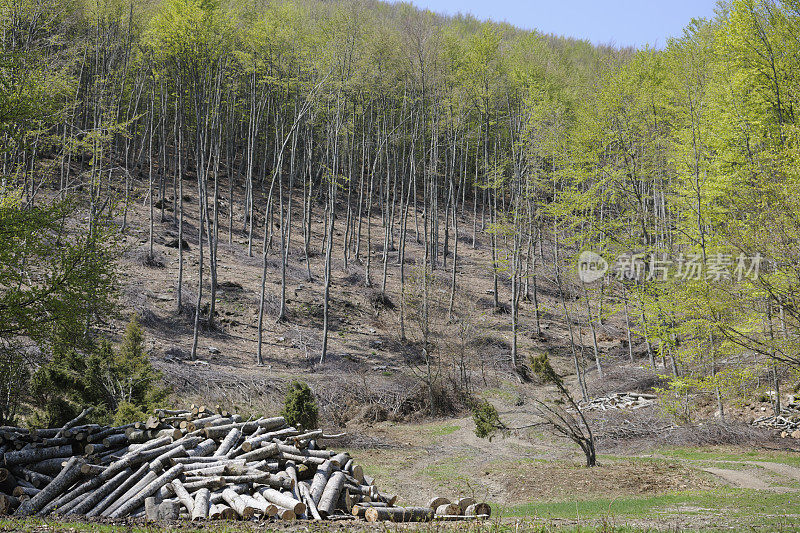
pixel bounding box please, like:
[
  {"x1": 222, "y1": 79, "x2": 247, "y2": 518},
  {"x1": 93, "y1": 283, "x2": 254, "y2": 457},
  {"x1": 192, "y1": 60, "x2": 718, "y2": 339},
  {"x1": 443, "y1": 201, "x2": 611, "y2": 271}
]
[
  {"x1": 282, "y1": 381, "x2": 318, "y2": 430},
  {"x1": 472, "y1": 399, "x2": 505, "y2": 439},
  {"x1": 28, "y1": 316, "x2": 167, "y2": 426}
]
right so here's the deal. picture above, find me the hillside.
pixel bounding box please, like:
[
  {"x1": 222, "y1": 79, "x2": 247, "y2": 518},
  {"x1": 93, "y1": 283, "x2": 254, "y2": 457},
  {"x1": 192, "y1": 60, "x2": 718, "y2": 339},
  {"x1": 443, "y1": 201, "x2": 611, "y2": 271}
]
[{"x1": 4, "y1": 0, "x2": 800, "y2": 529}]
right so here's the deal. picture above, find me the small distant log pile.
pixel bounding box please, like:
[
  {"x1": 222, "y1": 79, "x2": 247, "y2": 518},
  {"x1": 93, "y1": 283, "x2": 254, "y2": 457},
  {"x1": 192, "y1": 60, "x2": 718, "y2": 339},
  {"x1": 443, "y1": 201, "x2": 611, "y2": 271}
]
[
  {"x1": 579, "y1": 392, "x2": 656, "y2": 411},
  {"x1": 752, "y1": 401, "x2": 800, "y2": 436},
  {"x1": 0, "y1": 407, "x2": 491, "y2": 523}
]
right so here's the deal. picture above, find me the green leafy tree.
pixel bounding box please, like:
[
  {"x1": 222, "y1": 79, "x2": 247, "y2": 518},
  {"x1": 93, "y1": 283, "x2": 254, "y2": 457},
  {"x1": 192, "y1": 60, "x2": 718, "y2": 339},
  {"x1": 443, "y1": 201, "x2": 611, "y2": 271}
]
[{"x1": 0, "y1": 191, "x2": 117, "y2": 424}]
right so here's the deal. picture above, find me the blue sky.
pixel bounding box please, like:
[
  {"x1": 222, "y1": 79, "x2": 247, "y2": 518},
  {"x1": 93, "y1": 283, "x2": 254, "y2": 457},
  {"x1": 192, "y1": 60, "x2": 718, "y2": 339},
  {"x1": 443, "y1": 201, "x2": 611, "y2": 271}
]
[{"x1": 394, "y1": 0, "x2": 720, "y2": 48}]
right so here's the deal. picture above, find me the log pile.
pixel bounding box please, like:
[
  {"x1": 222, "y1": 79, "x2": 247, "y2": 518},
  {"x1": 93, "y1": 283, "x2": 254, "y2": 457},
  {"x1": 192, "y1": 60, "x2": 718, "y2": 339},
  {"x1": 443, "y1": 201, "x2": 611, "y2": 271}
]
[
  {"x1": 579, "y1": 392, "x2": 656, "y2": 411},
  {"x1": 0, "y1": 407, "x2": 491, "y2": 523},
  {"x1": 752, "y1": 402, "x2": 800, "y2": 436}
]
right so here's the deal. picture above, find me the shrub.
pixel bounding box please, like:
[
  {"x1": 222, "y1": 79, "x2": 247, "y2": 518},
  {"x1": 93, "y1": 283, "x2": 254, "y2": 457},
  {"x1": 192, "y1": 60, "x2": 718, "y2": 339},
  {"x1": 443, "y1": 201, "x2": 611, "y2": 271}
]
[
  {"x1": 472, "y1": 400, "x2": 504, "y2": 439},
  {"x1": 113, "y1": 401, "x2": 149, "y2": 425},
  {"x1": 29, "y1": 316, "x2": 168, "y2": 427},
  {"x1": 282, "y1": 381, "x2": 318, "y2": 430}
]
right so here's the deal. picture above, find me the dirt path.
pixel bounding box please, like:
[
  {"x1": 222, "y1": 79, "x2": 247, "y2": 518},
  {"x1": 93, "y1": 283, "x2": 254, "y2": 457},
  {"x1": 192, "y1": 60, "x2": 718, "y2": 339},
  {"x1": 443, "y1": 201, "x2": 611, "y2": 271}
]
[
  {"x1": 701, "y1": 467, "x2": 773, "y2": 490},
  {"x1": 700, "y1": 462, "x2": 800, "y2": 492},
  {"x1": 749, "y1": 461, "x2": 800, "y2": 482}
]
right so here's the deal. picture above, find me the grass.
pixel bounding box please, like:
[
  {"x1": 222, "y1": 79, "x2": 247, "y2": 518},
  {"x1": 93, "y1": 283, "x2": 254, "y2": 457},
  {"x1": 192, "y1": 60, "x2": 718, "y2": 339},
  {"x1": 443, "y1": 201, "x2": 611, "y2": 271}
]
[
  {"x1": 498, "y1": 488, "x2": 800, "y2": 527},
  {"x1": 422, "y1": 455, "x2": 475, "y2": 492},
  {"x1": 482, "y1": 387, "x2": 518, "y2": 403},
  {"x1": 427, "y1": 423, "x2": 461, "y2": 437},
  {"x1": 0, "y1": 517, "x2": 725, "y2": 533},
  {"x1": 656, "y1": 446, "x2": 800, "y2": 467}
]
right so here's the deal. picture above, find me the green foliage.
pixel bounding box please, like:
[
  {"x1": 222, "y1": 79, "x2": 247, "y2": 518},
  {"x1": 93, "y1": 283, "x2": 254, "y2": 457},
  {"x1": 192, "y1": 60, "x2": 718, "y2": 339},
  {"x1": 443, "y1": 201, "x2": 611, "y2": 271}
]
[
  {"x1": 282, "y1": 381, "x2": 318, "y2": 430},
  {"x1": 472, "y1": 399, "x2": 504, "y2": 439},
  {"x1": 112, "y1": 401, "x2": 149, "y2": 425},
  {"x1": 530, "y1": 354, "x2": 562, "y2": 387},
  {"x1": 0, "y1": 190, "x2": 118, "y2": 424},
  {"x1": 28, "y1": 317, "x2": 168, "y2": 427}
]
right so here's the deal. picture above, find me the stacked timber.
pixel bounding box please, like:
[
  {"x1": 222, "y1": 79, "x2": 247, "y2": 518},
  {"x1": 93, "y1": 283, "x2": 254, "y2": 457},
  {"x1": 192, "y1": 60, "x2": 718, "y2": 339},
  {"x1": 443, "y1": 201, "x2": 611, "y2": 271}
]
[
  {"x1": 578, "y1": 392, "x2": 656, "y2": 411},
  {"x1": 0, "y1": 406, "x2": 491, "y2": 523}
]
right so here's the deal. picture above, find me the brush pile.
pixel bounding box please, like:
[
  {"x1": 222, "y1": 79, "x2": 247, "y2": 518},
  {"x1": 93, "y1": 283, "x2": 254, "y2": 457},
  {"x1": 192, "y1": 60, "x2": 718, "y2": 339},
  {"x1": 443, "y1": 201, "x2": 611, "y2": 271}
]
[{"x1": 0, "y1": 406, "x2": 491, "y2": 522}]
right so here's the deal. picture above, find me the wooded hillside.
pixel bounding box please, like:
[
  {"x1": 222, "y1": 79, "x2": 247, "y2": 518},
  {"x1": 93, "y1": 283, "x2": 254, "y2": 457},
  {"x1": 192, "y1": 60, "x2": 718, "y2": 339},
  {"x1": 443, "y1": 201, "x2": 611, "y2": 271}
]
[{"x1": 2, "y1": 0, "x2": 799, "y2": 428}]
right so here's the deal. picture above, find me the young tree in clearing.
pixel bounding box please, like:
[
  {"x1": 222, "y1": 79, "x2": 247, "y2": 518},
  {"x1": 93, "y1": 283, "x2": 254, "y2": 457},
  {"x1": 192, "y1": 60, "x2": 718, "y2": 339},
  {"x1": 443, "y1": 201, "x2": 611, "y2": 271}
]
[{"x1": 530, "y1": 354, "x2": 596, "y2": 467}]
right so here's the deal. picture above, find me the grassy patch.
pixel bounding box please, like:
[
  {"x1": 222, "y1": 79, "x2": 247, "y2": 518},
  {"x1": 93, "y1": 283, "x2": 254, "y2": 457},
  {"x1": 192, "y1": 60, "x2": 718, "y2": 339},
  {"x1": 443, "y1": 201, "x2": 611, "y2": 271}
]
[
  {"x1": 498, "y1": 488, "x2": 800, "y2": 527},
  {"x1": 482, "y1": 387, "x2": 517, "y2": 403},
  {"x1": 657, "y1": 446, "x2": 800, "y2": 467},
  {"x1": 427, "y1": 424, "x2": 460, "y2": 437},
  {"x1": 422, "y1": 455, "x2": 474, "y2": 492}
]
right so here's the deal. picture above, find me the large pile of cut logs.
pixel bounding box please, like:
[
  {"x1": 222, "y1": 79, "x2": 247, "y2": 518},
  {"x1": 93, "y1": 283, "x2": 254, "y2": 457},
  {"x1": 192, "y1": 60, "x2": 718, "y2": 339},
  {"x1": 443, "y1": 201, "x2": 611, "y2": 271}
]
[
  {"x1": 0, "y1": 407, "x2": 491, "y2": 523},
  {"x1": 579, "y1": 392, "x2": 656, "y2": 411}
]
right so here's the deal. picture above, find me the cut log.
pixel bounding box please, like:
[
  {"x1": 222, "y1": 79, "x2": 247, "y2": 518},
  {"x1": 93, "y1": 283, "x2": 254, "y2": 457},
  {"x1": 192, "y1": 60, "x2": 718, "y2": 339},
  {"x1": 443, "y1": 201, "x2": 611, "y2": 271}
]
[
  {"x1": 257, "y1": 487, "x2": 306, "y2": 515},
  {"x1": 86, "y1": 463, "x2": 149, "y2": 517},
  {"x1": 351, "y1": 464, "x2": 364, "y2": 483},
  {"x1": 0, "y1": 494, "x2": 21, "y2": 515},
  {"x1": 222, "y1": 488, "x2": 254, "y2": 519},
  {"x1": 145, "y1": 496, "x2": 160, "y2": 521},
  {"x1": 208, "y1": 503, "x2": 224, "y2": 520},
  {"x1": 13, "y1": 486, "x2": 39, "y2": 498},
  {"x1": 158, "y1": 500, "x2": 180, "y2": 520},
  {"x1": 102, "y1": 434, "x2": 127, "y2": 448},
  {"x1": 436, "y1": 503, "x2": 461, "y2": 515},
  {"x1": 170, "y1": 479, "x2": 194, "y2": 515},
  {"x1": 457, "y1": 497, "x2": 476, "y2": 513},
  {"x1": 187, "y1": 438, "x2": 216, "y2": 457},
  {"x1": 213, "y1": 503, "x2": 237, "y2": 520},
  {"x1": 251, "y1": 492, "x2": 279, "y2": 516},
  {"x1": 191, "y1": 488, "x2": 210, "y2": 521},
  {"x1": 4, "y1": 445, "x2": 73, "y2": 467},
  {"x1": 149, "y1": 445, "x2": 187, "y2": 472},
  {"x1": 236, "y1": 442, "x2": 278, "y2": 462},
  {"x1": 276, "y1": 507, "x2": 296, "y2": 520},
  {"x1": 330, "y1": 452, "x2": 350, "y2": 468},
  {"x1": 0, "y1": 468, "x2": 16, "y2": 494},
  {"x1": 309, "y1": 460, "x2": 333, "y2": 504},
  {"x1": 298, "y1": 482, "x2": 322, "y2": 520},
  {"x1": 317, "y1": 471, "x2": 345, "y2": 517},
  {"x1": 428, "y1": 496, "x2": 450, "y2": 509},
  {"x1": 21, "y1": 468, "x2": 53, "y2": 488},
  {"x1": 181, "y1": 477, "x2": 226, "y2": 492},
  {"x1": 27, "y1": 457, "x2": 68, "y2": 477},
  {"x1": 464, "y1": 502, "x2": 491, "y2": 517},
  {"x1": 15, "y1": 457, "x2": 84, "y2": 517},
  {"x1": 213, "y1": 428, "x2": 241, "y2": 457},
  {"x1": 67, "y1": 466, "x2": 132, "y2": 516},
  {"x1": 351, "y1": 501, "x2": 388, "y2": 518},
  {"x1": 79, "y1": 464, "x2": 105, "y2": 476},
  {"x1": 240, "y1": 493, "x2": 273, "y2": 516},
  {"x1": 101, "y1": 471, "x2": 157, "y2": 517},
  {"x1": 365, "y1": 506, "x2": 434, "y2": 522},
  {"x1": 109, "y1": 463, "x2": 184, "y2": 518}
]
